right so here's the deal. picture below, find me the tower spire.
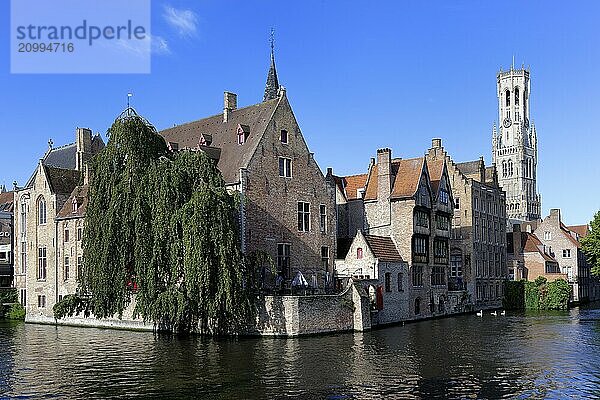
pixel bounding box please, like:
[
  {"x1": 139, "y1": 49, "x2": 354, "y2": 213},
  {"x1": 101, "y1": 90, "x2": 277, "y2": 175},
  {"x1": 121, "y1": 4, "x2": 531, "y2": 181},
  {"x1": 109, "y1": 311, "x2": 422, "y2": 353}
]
[{"x1": 263, "y1": 28, "x2": 280, "y2": 102}]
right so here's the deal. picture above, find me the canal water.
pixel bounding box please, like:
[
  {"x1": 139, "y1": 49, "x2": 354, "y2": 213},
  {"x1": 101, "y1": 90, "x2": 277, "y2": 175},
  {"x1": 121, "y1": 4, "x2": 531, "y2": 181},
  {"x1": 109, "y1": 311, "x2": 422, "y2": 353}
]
[{"x1": 1, "y1": 305, "x2": 600, "y2": 399}]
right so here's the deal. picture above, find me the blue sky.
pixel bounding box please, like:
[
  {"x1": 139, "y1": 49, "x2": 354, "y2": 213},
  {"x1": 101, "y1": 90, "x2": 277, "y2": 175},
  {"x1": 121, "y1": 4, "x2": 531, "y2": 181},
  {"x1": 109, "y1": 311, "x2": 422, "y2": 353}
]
[{"x1": 0, "y1": 1, "x2": 598, "y2": 225}]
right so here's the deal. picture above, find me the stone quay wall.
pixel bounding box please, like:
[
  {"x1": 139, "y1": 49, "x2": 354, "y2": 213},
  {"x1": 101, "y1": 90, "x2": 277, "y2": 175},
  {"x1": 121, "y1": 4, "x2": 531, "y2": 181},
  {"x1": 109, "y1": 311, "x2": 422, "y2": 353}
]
[{"x1": 25, "y1": 283, "x2": 372, "y2": 336}]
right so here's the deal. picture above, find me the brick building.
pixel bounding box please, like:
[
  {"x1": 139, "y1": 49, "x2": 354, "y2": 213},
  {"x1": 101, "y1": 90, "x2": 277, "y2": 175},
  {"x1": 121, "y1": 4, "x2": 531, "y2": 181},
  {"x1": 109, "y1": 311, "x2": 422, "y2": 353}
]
[
  {"x1": 161, "y1": 51, "x2": 336, "y2": 288},
  {"x1": 532, "y1": 209, "x2": 600, "y2": 303},
  {"x1": 13, "y1": 129, "x2": 103, "y2": 316},
  {"x1": 334, "y1": 146, "x2": 459, "y2": 320},
  {"x1": 507, "y1": 224, "x2": 563, "y2": 283},
  {"x1": 335, "y1": 230, "x2": 409, "y2": 325},
  {"x1": 0, "y1": 187, "x2": 14, "y2": 288},
  {"x1": 426, "y1": 139, "x2": 507, "y2": 310}
]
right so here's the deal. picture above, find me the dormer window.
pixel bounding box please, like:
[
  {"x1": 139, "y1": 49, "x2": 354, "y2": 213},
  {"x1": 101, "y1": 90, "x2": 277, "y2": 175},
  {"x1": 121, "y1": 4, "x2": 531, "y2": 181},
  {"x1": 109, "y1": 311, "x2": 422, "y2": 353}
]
[
  {"x1": 72, "y1": 197, "x2": 78, "y2": 213},
  {"x1": 237, "y1": 124, "x2": 250, "y2": 145},
  {"x1": 198, "y1": 133, "x2": 212, "y2": 147},
  {"x1": 280, "y1": 130, "x2": 288, "y2": 144}
]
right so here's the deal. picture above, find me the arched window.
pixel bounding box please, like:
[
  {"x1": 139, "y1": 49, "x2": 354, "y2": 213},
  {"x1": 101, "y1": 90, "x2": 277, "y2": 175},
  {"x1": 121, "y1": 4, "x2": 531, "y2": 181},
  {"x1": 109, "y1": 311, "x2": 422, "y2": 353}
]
[
  {"x1": 357, "y1": 247, "x2": 363, "y2": 259},
  {"x1": 508, "y1": 159, "x2": 514, "y2": 176},
  {"x1": 38, "y1": 197, "x2": 47, "y2": 225},
  {"x1": 505, "y1": 90, "x2": 510, "y2": 106},
  {"x1": 414, "y1": 298, "x2": 421, "y2": 315},
  {"x1": 502, "y1": 161, "x2": 507, "y2": 178},
  {"x1": 515, "y1": 87, "x2": 520, "y2": 106}
]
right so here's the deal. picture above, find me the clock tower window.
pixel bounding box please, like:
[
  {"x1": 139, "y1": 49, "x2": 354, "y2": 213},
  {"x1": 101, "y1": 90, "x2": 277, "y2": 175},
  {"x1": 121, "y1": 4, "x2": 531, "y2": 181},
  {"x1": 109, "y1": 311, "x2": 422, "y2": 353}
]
[
  {"x1": 515, "y1": 87, "x2": 520, "y2": 106},
  {"x1": 505, "y1": 90, "x2": 510, "y2": 107}
]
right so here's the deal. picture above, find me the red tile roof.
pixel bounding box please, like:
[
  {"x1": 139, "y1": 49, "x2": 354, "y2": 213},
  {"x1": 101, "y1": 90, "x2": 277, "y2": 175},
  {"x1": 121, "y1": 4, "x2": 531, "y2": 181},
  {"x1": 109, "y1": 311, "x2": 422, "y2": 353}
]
[
  {"x1": 335, "y1": 173, "x2": 368, "y2": 200},
  {"x1": 522, "y1": 232, "x2": 557, "y2": 262},
  {"x1": 391, "y1": 157, "x2": 424, "y2": 199},
  {"x1": 427, "y1": 159, "x2": 444, "y2": 194},
  {"x1": 567, "y1": 225, "x2": 589, "y2": 239},
  {"x1": 364, "y1": 234, "x2": 403, "y2": 262}
]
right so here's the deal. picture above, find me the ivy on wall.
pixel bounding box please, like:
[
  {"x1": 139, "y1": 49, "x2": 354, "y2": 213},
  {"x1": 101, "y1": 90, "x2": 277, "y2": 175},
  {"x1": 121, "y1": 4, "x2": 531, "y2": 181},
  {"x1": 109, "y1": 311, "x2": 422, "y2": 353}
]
[{"x1": 504, "y1": 277, "x2": 570, "y2": 310}]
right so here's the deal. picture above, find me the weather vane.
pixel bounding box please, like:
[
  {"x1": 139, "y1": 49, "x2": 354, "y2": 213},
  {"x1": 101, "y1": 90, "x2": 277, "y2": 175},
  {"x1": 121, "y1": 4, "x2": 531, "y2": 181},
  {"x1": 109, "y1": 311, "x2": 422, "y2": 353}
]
[{"x1": 127, "y1": 92, "x2": 133, "y2": 108}]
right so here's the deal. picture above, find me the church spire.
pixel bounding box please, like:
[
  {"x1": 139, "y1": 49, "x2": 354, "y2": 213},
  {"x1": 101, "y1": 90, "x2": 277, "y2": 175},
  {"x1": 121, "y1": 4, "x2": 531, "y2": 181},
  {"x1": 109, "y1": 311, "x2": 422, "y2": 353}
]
[{"x1": 263, "y1": 29, "x2": 280, "y2": 102}]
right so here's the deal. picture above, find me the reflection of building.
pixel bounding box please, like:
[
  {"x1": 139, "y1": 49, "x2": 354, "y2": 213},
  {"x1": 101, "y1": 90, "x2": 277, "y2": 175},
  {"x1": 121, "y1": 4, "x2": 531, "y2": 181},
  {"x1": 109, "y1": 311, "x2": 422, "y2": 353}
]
[
  {"x1": 161, "y1": 49, "x2": 336, "y2": 287},
  {"x1": 0, "y1": 187, "x2": 14, "y2": 288},
  {"x1": 492, "y1": 65, "x2": 541, "y2": 224},
  {"x1": 13, "y1": 129, "x2": 104, "y2": 316},
  {"x1": 426, "y1": 139, "x2": 507, "y2": 310},
  {"x1": 334, "y1": 145, "x2": 460, "y2": 321}
]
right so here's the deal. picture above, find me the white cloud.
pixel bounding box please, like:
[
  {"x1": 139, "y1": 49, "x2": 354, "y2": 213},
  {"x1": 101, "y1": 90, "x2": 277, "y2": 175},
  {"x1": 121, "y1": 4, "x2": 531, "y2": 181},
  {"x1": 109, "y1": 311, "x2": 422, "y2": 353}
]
[
  {"x1": 110, "y1": 35, "x2": 170, "y2": 57},
  {"x1": 151, "y1": 35, "x2": 171, "y2": 55},
  {"x1": 163, "y1": 5, "x2": 198, "y2": 37}
]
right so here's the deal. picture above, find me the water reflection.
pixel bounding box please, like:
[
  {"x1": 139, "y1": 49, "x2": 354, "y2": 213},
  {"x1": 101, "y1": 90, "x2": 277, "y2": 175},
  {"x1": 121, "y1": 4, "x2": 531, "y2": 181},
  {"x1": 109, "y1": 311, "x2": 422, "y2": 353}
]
[{"x1": 1, "y1": 305, "x2": 600, "y2": 399}]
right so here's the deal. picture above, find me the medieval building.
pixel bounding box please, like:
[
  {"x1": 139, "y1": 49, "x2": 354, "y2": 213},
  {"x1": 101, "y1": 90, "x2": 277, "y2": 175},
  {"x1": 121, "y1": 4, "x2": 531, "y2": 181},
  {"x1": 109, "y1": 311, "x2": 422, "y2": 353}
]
[
  {"x1": 492, "y1": 66, "x2": 541, "y2": 224},
  {"x1": 334, "y1": 146, "x2": 462, "y2": 321},
  {"x1": 12, "y1": 129, "x2": 104, "y2": 316},
  {"x1": 161, "y1": 49, "x2": 337, "y2": 289},
  {"x1": 426, "y1": 139, "x2": 507, "y2": 309}
]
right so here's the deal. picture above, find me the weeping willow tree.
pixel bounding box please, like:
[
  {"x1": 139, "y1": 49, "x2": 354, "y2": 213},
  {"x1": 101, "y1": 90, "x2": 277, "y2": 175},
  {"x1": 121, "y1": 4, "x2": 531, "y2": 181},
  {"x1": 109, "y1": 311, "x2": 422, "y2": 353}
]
[{"x1": 54, "y1": 111, "x2": 255, "y2": 334}]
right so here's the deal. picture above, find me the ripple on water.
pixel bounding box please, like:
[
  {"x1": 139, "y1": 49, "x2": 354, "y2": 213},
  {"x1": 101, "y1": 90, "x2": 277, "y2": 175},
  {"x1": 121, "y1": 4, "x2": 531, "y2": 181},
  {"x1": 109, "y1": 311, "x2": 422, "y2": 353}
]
[{"x1": 2, "y1": 305, "x2": 600, "y2": 399}]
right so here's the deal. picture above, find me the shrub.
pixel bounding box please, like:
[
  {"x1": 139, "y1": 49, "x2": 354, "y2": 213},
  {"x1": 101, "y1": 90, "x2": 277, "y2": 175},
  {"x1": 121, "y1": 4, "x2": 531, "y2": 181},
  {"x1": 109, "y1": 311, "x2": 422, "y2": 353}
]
[{"x1": 6, "y1": 303, "x2": 25, "y2": 320}]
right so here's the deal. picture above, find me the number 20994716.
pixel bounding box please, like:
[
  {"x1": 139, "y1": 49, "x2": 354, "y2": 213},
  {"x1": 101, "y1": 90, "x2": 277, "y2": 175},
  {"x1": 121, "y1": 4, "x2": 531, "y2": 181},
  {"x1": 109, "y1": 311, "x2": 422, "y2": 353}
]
[{"x1": 17, "y1": 42, "x2": 74, "y2": 52}]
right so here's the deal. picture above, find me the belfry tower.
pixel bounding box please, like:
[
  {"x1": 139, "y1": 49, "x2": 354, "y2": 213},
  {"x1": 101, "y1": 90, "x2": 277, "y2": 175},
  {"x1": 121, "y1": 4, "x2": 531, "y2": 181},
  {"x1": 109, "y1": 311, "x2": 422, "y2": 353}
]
[{"x1": 492, "y1": 64, "x2": 541, "y2": 222}]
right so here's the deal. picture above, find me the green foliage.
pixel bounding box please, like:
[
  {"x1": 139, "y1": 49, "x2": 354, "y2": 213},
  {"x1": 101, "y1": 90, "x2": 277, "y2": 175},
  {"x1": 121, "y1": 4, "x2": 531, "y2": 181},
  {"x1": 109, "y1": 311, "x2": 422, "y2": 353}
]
[
  {"x1": 581, "y1": 211, "x2": 600, "y2": 277},
  {"x1": 503, "y1": 280, "x2": 525, "y2": 309},
  {"x1": 534, "y1": 276, "x2": 548, "y2": 287},
  {"x1": 0, "y1": 288, "x2": 17, "y2": 304},
  {"x1": 541, "y1": 279, "x2": 571, "y2": 310},
  {"x1": 6, "y1": 303, "x2": 25, "y2": 320},
  {"x1": 524, "y1": 281, "x2": 540, "y2": 309},
  {"x1": 53, "y1": 294, "x2": 92, "y2": 319},
  {"x1": 504, "y1": 278, "x2": 570, "y2": 310},
  {"x1": 58, "y1": 113, "x2": 254, "y2": 335}
]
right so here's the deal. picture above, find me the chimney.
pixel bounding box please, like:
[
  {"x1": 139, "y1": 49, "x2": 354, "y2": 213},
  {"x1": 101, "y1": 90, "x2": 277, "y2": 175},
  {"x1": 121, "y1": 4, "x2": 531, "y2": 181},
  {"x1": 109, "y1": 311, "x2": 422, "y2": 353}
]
[
  {"x1": 223, "y1": 91, "x2": 237, "y2": 123},
  {"x1": 76, "y1": 127, "x2": 92, "y2": 172},
  {"x1": 549, "y1": 208, "x2": 561, "y2": 223},
  {"x1": 376, "y1": 148, "x2": 392, "y2": 201},
  {"x1": 432, "y1": 138, "x2": 442, "y2": 149},
  {"x1": 512, "y1": 224, "x2": 522, "y2": 255}
]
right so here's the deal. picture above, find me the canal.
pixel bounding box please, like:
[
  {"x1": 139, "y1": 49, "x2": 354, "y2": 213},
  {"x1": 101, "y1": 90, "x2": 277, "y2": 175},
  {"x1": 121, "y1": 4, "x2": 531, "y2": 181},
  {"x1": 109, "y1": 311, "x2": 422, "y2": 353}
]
[{"x1": 1, "y1": 305, "x2": 600, "y2": 399}]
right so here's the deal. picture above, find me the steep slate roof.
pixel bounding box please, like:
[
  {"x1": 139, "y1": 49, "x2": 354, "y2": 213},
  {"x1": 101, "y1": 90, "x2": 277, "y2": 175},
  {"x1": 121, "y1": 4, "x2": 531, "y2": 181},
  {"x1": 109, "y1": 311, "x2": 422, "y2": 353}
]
[
  {"x1": 45, "y1": 166, "x2": 81, "y2": 195},
  {"x1": 364, "y1": 234, "x2": 403, "y2": 262},
  {"x1": 456, "y1": 160, "x2": 481, "y2": 176},
  {"x1": 335, "y1": 173, "x2": 368, "y2": 201},
  {"x1": 160, "y1": 97, "x2": 280, "y2": 184},
  {"x1": 57, "y1": 185, "x2": 88, "y2": 220},
  {"x1": 0, "y1": 191, "x2": 14, "y2": 213},
  {"x1": 43, "y1": 143, "x2": 77, "y2": 170},
  {"x1": 568, "y1": 225, "x2": 589, "y2": 239}
]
